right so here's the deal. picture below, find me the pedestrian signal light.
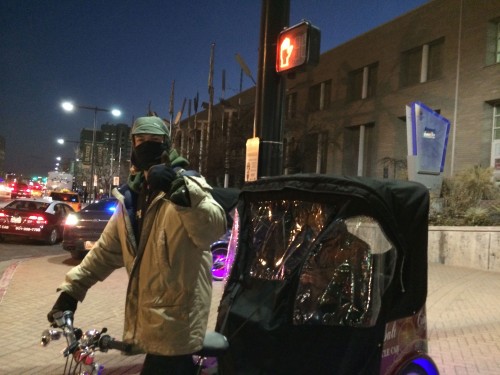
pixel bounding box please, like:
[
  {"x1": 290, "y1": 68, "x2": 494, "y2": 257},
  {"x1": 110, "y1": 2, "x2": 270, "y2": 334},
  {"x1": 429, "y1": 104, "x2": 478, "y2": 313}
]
[{"x1": 276, "y1": 21, "x2": 320, "y2": 74}]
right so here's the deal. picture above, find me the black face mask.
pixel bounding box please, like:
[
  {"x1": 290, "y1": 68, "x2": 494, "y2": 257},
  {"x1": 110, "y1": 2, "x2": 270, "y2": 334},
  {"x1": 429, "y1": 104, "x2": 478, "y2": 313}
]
[{"x1": 132, "y1": 141, "x2": 165, "y2": 171}]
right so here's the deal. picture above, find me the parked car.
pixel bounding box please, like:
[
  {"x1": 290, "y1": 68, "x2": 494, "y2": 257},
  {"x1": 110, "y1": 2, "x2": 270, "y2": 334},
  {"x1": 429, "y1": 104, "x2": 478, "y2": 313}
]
[
  {"x1": 10, "y1": 182, "x2": 32, "y2": 198},
  {"x1": 49, "y1": 191, "x2": 82, "y2": 211},
  {"x1": 0, "y1": 198, "x2": 74, "y2": 244},
  {"x1": 62, "y1": 198, "x2": 118, "y2": 259}
]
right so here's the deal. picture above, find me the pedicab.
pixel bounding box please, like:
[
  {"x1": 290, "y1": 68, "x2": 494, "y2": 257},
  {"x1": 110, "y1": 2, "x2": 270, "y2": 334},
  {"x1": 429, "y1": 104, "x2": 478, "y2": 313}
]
[{"x1": 215, "y1": 174, "x2": 439, "y2": 374}]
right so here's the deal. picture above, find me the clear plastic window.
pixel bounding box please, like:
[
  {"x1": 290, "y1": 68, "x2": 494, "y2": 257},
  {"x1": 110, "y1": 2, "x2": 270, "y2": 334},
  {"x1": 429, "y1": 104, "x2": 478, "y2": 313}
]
[
  {"x1": 249, "y1": 200, "x2": 334, "y2": 280},
  {"x1": 245, "y1": 200, "x2": 396, "y2": 327}
]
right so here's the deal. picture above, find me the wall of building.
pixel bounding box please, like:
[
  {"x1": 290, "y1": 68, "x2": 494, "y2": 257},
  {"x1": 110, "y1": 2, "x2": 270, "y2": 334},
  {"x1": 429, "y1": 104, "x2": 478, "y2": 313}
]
[
  {"x1": 428, "y1": 226, "x2": 500, "y2": 272},
  {"x1": 283, "y1": 0, "x2": 500, "y2": 179},
  {"x1": 180, "y1": 0, "x2": 500, "y2": 185}
]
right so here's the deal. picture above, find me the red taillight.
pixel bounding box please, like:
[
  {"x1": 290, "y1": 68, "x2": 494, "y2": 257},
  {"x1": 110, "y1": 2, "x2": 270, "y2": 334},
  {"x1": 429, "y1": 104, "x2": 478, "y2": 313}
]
[{"x1": 27, "y1": 215, "x2": 47, "y2": 224}]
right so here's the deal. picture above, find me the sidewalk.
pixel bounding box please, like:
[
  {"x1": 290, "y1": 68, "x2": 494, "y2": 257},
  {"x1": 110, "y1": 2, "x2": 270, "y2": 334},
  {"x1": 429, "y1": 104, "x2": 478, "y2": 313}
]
[
  {"x1": 426, "y1": 263, "x2": 500, "y2": 374},
  {"x1": 0, "y1": 255, "x2": 498, "y2": 374}
]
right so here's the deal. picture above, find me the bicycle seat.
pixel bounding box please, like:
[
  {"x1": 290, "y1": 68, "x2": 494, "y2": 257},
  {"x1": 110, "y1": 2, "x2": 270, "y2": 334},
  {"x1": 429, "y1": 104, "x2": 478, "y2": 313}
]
[{"x1": 197, "y1": 331, "x2": 229, "y2": 357}]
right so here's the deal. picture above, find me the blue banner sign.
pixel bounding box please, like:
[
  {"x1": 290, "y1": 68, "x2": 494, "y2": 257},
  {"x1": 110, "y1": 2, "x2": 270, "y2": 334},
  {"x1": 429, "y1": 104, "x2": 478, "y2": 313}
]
[{"x1": 406, "y1": 102, "x2": 450, "y2": 174}]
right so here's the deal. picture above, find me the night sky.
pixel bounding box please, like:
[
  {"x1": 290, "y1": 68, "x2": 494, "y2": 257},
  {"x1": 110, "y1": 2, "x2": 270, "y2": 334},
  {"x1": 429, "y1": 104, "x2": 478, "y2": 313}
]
[{"x1": 0, "y1": 0, "x2": 428, "y2": 178}]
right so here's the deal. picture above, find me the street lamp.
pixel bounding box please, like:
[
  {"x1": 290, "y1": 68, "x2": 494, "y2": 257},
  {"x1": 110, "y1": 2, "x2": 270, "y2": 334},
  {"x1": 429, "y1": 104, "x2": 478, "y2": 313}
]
[
  {"x1": 57, "y1": 138, "x2": 80, "y2": 145},
  {"x1": 57, "y1": 138, "x2": 82, "y2": 188},
  {"x1": 61, "y1": 101, "x2": 121, "y2": 202}
]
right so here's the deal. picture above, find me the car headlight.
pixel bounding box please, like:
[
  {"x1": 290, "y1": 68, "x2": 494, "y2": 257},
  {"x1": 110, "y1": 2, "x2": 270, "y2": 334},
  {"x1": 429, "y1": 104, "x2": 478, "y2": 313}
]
[{"x1": 65, "y1": 213, "x2": 79, "y2": 226}]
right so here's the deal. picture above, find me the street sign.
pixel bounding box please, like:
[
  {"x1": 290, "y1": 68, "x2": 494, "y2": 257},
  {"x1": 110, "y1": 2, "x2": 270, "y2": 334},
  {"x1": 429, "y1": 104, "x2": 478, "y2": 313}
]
[
  {"x1": 406, "y1": 101, "x2": 450, "y2": 175},
  {"x1": 276, "y1": 21, "x2": 320, "y2": 74},
  {"x1": 245, "y1": 137, "x2": 260, "y2": 182},
  {"x1": 406, "y1": 101, "x2": 451, "y2": 196}
]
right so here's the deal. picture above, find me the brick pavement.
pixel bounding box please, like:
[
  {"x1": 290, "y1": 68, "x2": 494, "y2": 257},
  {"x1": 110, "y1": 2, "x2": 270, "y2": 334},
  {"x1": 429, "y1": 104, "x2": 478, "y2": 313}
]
[
  {"x1": 426, "y1": 263, "x2": 500, "y2": 374},
  {"x1": 0, "y1": 255, "x2": 499, "y2": 374}
]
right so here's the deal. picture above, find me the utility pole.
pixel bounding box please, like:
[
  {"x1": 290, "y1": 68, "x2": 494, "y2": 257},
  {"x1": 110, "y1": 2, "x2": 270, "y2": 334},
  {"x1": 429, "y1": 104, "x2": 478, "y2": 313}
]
[
  {"x1": 169, "y1": 80, "x2": 175, "y2": 136},
  {"x1": 206, "y1": 43, "x2": 215, "y2": 174},
  {"x1": 187, "y1": 99, "x2": 192, "y2": 160},
  {"x1": 199, "y1": 120, "x2": 207, "y2": 173},
  {"x1": 224, "y1": 108, "x2": 237, "y2": 187},
  {"x1": 254, "y1": 0, "x2": 290, "y2": 178},
  {"x1": 193, "y1": 92, "x2": 200, "y2": 171}
]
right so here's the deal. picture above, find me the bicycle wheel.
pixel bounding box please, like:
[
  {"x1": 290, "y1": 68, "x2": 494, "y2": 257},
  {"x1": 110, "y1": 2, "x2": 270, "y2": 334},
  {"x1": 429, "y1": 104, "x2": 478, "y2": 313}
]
[
  {"x1": 394, "y1": 354, "x2": 439, "y2": 375},
  {"x1": 211, "y1": 243, "x2": 228, "y2": 281}
]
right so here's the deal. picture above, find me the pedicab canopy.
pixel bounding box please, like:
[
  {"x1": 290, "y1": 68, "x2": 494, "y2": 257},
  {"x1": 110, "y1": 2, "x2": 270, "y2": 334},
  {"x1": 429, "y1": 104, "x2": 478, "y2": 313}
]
[{"x1": 215, "y1": 174, "x2": 430, "y2": 374}]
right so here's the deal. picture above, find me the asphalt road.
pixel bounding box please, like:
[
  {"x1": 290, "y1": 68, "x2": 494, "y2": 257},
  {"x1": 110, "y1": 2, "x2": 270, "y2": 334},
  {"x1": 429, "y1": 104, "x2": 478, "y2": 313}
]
[{"x1": 0, "y1": 239, "x2": 68, "y2": 276}]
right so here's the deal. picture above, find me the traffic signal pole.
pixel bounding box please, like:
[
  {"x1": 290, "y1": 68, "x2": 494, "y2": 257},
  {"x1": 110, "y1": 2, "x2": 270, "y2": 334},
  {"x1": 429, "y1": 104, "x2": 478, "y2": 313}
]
[{"x1": 254, "y1": 0, "x2": 290, "y2": 178}]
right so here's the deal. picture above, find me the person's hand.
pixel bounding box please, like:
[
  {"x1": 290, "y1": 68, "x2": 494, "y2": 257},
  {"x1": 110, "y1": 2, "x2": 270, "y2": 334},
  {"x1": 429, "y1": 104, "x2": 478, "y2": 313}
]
[
  {"x1": 47, "y1": 292, "x2": 78, "y2": 325},
  {"x1": 147, "y1": 165, "x2": 177, "y2": 193},
  {"x1": 169, "y1": 178, "x2": 191, "y2": 207}
]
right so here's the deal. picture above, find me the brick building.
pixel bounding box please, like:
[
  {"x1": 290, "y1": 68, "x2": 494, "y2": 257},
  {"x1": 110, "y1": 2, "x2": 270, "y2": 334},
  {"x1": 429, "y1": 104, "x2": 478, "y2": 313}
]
[
  {"x1": 283, "y1": 0, "x2": 500, "y2": 180},
  {"x1": 180, "y1": 0, "x2": 500, "y2": 187}
]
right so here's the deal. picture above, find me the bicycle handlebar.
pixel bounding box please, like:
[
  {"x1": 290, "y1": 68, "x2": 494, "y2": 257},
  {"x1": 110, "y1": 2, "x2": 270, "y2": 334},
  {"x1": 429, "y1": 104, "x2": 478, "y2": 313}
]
[
  {"x1": 41, "y1": 310, "x2": 131, "y2": 353},
  {"x1": 99, "y1": 334, "x2": 132, "y2": 353}
]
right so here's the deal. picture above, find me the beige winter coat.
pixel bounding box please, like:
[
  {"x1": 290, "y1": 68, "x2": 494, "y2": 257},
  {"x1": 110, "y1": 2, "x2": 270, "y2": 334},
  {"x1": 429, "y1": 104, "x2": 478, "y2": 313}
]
[{"x1": 58, "y1": 175, "x2": 227, "y2": 356}]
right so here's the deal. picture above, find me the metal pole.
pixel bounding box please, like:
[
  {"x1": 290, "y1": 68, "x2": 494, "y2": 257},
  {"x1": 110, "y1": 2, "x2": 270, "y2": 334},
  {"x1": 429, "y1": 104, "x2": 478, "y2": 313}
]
[
  {"x1": 206, "y1": 43, "x2": 215, "y2": 174},
  {"x1": 198, "y1": 120, "x2": 206, "y2": 173},
  {"x1": 109, "y1": 144, "x2": 114, "y2": 194},
  {"x1": 224, "y1": 109, "x2": 237, "y2": 187},
  {"x1": 89, "y1": 108, "x2": 97, "y2": 202},
  {"x1": 255, "y1": 0, "x2": 290, "y2": 178},
  {"x1": 118, "y1": 147, "x2": 122, "y2": 187}
]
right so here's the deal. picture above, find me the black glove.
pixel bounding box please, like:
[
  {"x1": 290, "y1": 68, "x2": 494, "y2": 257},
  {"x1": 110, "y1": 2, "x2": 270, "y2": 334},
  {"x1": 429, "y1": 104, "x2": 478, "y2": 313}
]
[
  {"x1": 147, "y1": 165, "x2": 177, "y2": 193},
  {"x1": 47, "y1": 292, "x2": 78, "y2": 324},
  {"x1": 169, "y1": 177, "x2": 191, "y2": 207}
]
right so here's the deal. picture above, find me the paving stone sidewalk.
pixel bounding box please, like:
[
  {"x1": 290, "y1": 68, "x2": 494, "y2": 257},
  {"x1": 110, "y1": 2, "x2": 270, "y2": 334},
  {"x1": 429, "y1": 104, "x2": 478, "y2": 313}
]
[{"x1": 0, "y1": 255, "x2": 499, "y2": 374}]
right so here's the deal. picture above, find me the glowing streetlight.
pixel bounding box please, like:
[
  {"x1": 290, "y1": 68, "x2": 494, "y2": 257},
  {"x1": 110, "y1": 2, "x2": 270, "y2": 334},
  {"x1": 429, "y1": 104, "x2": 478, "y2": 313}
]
[
  {"x1": 61, "y1": 101, "x2": 121, "y2": 202},
  {"x1": 57, "y1": 138, "x2": 80, "y2": 145}
]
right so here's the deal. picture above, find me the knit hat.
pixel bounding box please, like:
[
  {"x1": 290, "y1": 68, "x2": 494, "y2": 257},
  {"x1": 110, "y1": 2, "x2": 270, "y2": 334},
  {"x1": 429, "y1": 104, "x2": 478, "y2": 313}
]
[
  {"x1": 131, "y1": 116, "x2": 170, "y2": 138},
  {"x1": 130, "y1": 116, "x2": 172, "y2": 172}
]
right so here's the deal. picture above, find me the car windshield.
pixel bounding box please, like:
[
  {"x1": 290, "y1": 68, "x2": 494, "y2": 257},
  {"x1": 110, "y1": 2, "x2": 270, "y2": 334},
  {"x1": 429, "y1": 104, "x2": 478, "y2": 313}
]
[
  {"x1": 6, "y1": 200, "x2": 50, "y2": 211},
  {"x1": 85, "y1": 200, "x2": 118, "y2": 213}
]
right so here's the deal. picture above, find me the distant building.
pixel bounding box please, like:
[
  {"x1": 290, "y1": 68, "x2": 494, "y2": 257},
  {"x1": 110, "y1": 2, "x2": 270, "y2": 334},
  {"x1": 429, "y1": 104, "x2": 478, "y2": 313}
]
[
  {"x1": 78, "y1": 122, "x2": 132, "y2": 193},
  {"x1": 181, "y1": 0, "x2": 500, "y2": 187},
  {"x1": 0, "y1": 136, "x2": 5, "y2": 177}
]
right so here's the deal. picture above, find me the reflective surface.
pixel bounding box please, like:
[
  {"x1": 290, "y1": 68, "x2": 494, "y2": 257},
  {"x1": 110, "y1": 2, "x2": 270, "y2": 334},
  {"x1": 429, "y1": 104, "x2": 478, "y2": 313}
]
[{"x1": 235, "y1": 199, "x2": 396, "y2": 327}]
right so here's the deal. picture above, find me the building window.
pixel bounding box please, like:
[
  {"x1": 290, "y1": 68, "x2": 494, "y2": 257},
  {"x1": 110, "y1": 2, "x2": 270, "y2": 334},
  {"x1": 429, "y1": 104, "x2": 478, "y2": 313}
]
[
  {"x1": 308, "y1": 80, "x2": 332, "y2": 112},
  {"x1": 491, "y1": 104, "x2": 500, "y2": 174},
  {"x1": 286, "y1": 92, "x2": 297, "y2": 119},
  {"x1": 493, "y1": 105, "x2": 500, "y2": 140},
  {"x1": 497, "y1": 21, "x2": 500, "y2": 63},
  {"x1": 401, "y1": 38, "x2": 444, "y2": 87},
  {"x1": 348, "y1": 63, "x2": 378, "y2": 101},
  {"x1": 486, "y1": 18, "x2": 500, "y2": 65},
  {"x1": 342, "y1": 123, "x2": 373, "y2": 177},
  {"x1": 427, "y1": 39, "x2": 444, "y2": 80}
]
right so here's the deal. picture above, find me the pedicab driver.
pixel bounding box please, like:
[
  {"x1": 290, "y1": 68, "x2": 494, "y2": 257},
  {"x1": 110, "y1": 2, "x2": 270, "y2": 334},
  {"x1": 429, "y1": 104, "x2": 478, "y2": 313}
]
[{"x1": 47, "y1": 116, "x2": 227, "y2": 375}]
